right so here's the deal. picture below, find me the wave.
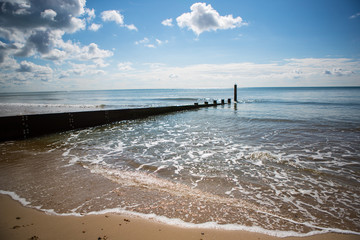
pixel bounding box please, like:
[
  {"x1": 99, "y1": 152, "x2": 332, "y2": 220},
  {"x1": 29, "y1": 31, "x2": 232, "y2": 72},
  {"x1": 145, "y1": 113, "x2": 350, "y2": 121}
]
[
  {"x1": 237, "y1": 99, "x2": 360, "y2": 107},
  {"x1": 1, "y1": 189, "x2": 359, "y2": 238},
  {"x1": 239, "y1": 116, "x2": 304, "y2": 124},
  {"x1": 236, "y1": 99, "x2": 265, "y2": 104},
  {"x1": 0, "y1": 102, "x2": 106, "y2": 109},
  {"x1": 0, "y1": 103, "x2": 107, "y2": 116},
  {"x1": 151, "y1": 97, "x2": 199, "y2": 101}
]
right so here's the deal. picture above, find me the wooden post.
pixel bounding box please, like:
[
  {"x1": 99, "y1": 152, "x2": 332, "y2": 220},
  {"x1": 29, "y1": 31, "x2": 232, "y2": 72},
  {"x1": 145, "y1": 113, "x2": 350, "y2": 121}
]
[
  {"x1": 228, "y1": 98, "x2": 231, "y2": 104},
  {"x1": 194, "y1": 103, "x2": 199, "y2": 106},
  {"x1": 213, "y1": 100, "x2": 217, "y2": 105},
  {"x1": 221, "y1": 99, "x2": 225, "y2": 105},
  {"x1": 234, "y1": 84, "x2": 237, "y2": 102},
  {"x1": 205, "y1": 101, "x2": 209, "y2": 105}
]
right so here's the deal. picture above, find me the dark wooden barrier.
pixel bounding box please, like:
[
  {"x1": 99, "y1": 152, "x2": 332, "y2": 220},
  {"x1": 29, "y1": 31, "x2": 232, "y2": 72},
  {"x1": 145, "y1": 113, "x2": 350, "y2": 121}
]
[{"x1": 0, "y1": 102, "x2": 226, "y2": 142}]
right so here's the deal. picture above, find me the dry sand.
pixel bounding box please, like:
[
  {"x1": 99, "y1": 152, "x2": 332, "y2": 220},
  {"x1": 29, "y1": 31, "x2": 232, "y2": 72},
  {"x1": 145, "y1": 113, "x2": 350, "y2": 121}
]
[{"x1": 0, "y1": 194, "x2": 359, "y2": 240}]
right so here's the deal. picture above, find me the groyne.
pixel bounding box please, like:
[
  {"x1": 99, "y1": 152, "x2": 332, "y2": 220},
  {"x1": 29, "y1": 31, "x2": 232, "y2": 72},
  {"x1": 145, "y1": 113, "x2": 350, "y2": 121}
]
[{"x1": 0, "y1": 100, "x2": 229, "y2": 142}]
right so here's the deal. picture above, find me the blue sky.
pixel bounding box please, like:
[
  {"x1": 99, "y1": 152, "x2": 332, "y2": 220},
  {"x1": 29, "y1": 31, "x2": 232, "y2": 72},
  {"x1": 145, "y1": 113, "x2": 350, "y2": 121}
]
[{"x1": 0, "y1": 0, "x2": 359, "y2": 91}]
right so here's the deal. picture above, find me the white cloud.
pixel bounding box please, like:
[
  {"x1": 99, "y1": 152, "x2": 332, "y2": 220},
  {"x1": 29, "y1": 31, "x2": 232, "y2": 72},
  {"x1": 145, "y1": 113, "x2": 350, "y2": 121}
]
[
  {"x1": 66, "y1": 63, "x2": 106, "y2": 76},
  {"x1": 16, "y1": 61, "x2": 33, "y2": 72},
  {"x1": 85, "y1": 8, "x2": 95, "y2": 22},
  {"x1": 100, "y1": 10, "x2": 137, "y2": 31},
  {"x1": 3, "y1": 58, "x2": 359, "y2": 90},
  {"x1": 68, "y1": 17, "x2": 86, "y2": 33},
  {"x1": 135, "y1": 37, "x2": 149, "y2": 45},
  {"x1": 169, "y1": 73, "x2": 178, "y2": 79},
  {"x1": 107, "y1": 58, "x2": 360, "y2": 89},
  {"x1": 162, "y1": 18, "x2": 173, "y2": 27},
  {"x1": 36, "y1": 33, "x2": 113, "y2": 64},
  {"x1": 176, "y1": 2, "x2": 246, "y2": 36},
  {"x1": 135, "y1": 37, "x2": 168, "y2": 48},
  {"x1": 40, "y1": 9, "x2": 57, "y2": 21},
  {"x1": 118, "y1": 62, "x2": 134, "y2": 71},
  {"x1": 0, "y1": 0, "x2": 90, "y2": 63},
  {"x1": 0, "y1": 0, "x2": 114, "y2": 88},
  {"x1": 0, "y1": 40, "x2": 18, "y2": 63},
  {"x1": 135, "y1": 37, "x2": 155, "y2": 48},
  {"x1": 349, "y1": 12, "x2": 360, "y2": 19},
  {"x1": 324, "y1": 68, "x2": 354, "y2": 76},
  {"x1": 125, "y1": 24, "x2": 138, "y2": 31},
  {"x1": 17, "y1": 60, "x2": 52, "y2": 74},
  {"x1": 0, "y1": 0, "x2": 122, "y2": 90},
  {"x1": 89, "y1": 23, "x2": 102, "y2": 31},
  {"x1": 42, "y1": 48, "x2": 67, "y2": 61},
  {"x1": 101, "y1": 10, "x2": 124, "y2": 25},
  {"x1": 78, "y1": 43, "x2": 113, "y2": 61},
  {"x1": 9, "y1": 60, "x2": 54, "y2": 82},
  {"x1": 143, "y1": 62, "x2": 166, "y2": 69},
  {"x1": 156, "y1": 39, "x2": 168, "y2": 45}
]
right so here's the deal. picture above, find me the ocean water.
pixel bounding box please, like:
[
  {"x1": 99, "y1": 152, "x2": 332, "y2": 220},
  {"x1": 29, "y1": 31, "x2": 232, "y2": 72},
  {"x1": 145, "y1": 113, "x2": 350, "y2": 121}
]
[
  {"x1": 0, "y1": 89, "x2": 231, "y2": 116},
  {"x1": 0, "y1": 87, "x2": 360, "y2": 237}
]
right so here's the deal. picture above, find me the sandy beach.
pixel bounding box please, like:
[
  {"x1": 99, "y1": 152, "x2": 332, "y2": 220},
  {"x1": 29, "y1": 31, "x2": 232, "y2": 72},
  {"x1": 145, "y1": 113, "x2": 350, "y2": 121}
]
[{"x1": 0, "y1": 194, "x2": 358, "y2": 240}]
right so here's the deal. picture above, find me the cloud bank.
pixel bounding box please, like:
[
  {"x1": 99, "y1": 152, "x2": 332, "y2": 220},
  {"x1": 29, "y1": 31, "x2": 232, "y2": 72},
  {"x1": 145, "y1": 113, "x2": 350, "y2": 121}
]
[
  {"x1": 0, "y1": 0, "x2": 142, "y2": 87},
  {"x1": 106, "y1": 58, "x2": 359, "y2": 89},
  {"x1": 0, "y1": 0, "x2": 115, "y2": 66},
  {"x1": 0, "y1": 1, "x2": 137, "y2": 67}
]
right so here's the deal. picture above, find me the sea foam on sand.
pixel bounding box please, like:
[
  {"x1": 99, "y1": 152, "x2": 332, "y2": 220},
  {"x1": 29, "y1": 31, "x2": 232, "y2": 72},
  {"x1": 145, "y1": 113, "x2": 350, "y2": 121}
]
[{"x1": 1, "y1": 190, "x2": 359, "y2": 239}]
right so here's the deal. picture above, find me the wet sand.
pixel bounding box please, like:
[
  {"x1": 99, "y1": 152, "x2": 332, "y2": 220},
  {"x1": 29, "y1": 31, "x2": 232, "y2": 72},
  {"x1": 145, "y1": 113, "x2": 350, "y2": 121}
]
[{"x1": 1, "y1": 195, "x2": 359, "y2": 240}]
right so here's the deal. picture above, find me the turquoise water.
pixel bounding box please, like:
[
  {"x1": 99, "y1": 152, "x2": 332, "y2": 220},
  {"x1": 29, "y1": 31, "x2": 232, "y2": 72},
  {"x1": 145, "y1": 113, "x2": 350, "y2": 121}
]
[{"x1": 0, "y1": 87, "x2": 359, "y2": 237}]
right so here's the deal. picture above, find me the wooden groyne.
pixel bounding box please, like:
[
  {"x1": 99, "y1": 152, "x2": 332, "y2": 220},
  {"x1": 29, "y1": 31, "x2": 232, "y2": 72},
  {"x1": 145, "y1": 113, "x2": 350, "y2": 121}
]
[{"x1": 0, "y1": 100, "x2": 230, "y2": 142}]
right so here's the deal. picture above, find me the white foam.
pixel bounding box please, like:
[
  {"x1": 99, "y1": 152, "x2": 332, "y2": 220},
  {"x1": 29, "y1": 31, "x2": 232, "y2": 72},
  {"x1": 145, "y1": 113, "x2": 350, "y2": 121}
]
[
  {"x1": 33, "y1": 112, "x2": 360, "y2": 238},
  {"x1": 0, "y1": 190, "x2": 31, "y2": 206},
  {"x1": 83, "y1": 207, "x2": 360, "y2": 238},
  {"x1": 0, "y1": 102, "x2": 107, "y2": 116},
  {"x1": 0, "y1": 102, "x2": 103, "y2": 109},
  {"x1": 1, "y1": 189, "x2": 359, "y2": 238},
  {"x1": 0, "y1": 190, "x2": 83, "y2": 217}
]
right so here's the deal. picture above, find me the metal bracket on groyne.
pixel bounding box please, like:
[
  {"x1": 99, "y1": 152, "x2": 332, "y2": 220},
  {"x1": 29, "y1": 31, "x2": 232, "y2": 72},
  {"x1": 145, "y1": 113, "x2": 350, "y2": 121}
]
[{"x1": 0, "y1": 99, "x2": 231, "y2": 142}]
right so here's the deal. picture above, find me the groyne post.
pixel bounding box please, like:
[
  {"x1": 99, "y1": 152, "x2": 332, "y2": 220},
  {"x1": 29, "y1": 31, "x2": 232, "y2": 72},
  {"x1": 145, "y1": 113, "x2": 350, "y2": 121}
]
[{"x1": 234, "y1": 84, "x2": 237, "y2": 102}]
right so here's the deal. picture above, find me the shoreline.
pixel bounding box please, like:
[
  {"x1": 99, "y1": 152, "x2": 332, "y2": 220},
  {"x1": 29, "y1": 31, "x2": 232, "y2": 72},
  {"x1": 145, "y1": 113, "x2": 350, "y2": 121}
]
[{"x1": 1, "y1": 194, "x2": 359, "y2": 240}]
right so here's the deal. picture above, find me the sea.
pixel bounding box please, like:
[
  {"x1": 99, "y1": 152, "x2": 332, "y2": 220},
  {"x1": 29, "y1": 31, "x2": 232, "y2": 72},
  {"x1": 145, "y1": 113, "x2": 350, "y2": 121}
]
[{"x1": 0, "y1": 87, "x2": 359, "y2": 237}]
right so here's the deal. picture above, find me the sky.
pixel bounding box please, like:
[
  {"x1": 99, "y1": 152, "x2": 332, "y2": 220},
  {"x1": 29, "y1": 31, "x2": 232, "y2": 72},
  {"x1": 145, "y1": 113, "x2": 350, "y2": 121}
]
[{"x1": 0, "y1": 0, "x2": 360, "y2": 92}]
